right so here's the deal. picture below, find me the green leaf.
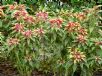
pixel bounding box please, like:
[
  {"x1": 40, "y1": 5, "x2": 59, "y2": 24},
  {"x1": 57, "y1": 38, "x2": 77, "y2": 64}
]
[
  {"x1": 65, "y1": 61, "x2": 73, "y2": 76},
  {"x1": 80, "y1": 63, "x2": 83, "y2": 70},
  {"x1": 0, "y1": 21, "x2": 2, "y2": 28},
  {"x1": 72, "y1": 63, "x2": 77, "y2": 75},
  {"x1": 89, "y1": 27, "x2": 94, "y2": 34}
]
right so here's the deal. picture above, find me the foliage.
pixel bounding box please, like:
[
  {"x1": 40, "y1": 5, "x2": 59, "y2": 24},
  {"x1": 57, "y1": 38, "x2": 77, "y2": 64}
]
[
  {"x1": 1, "y1": 0, "x2": 102, "y2": 7},
  {"x1": 0, "y1": 3, "x2": 102, "y2": 76}
]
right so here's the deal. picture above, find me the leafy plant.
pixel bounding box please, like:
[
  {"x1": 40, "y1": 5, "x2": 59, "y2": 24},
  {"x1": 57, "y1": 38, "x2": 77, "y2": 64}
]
[{"x1": 0, "y1": 3, "x2": 102, "y2": 76}]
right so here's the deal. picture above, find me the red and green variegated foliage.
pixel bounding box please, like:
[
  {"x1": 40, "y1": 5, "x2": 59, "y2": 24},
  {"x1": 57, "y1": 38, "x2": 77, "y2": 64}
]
[{"x1": 0, "y1": 3, "x2": 102, "y2": 76}]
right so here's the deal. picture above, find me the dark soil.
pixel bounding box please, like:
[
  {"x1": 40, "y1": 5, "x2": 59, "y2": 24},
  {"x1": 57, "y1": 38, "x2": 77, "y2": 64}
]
[
  {"x1": 0, "y1": 59, "x2": 45, "y2": 76},
  {"x1": 0, "y1": 59, "x2": 102, "y2": 76},
  {"x1": 94, "y1": 69, "x2": 102, "y2": 76},
  {"x1": 0, "y1": 60, "x2": 19, "y2": 76}
]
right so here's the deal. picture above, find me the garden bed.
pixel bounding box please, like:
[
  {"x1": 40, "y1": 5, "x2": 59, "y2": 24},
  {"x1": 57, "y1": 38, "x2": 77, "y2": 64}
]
[
  {"x1": 0, "y1": 2, "x2": 102, "y2": 76},
  {"x1": 0, "y1": 59, "x2": 102, "y2": 76},
  {"x1": 0, "y1": 59, "x2": 18, "y2": 76}
]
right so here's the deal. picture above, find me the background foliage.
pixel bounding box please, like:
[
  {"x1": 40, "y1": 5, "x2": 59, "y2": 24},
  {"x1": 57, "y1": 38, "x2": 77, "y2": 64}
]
[{"x1": 0, "y1": 0, "x2": 102, "y2": 6}]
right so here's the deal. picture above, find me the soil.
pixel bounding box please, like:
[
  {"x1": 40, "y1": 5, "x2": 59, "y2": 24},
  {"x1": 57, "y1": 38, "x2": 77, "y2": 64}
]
[
  {"x1": 0, "y1": 59, "x2": 45, "y2": 76},
  {"x1": 0, "y1": 60, "x2": 19, "y2": 76},
  {"x1": 94, "y1": 69, "x2": 102, "y2": 76},
  {"x1": 0, "y1": 59, "x2": 102, "y2": 76}
]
